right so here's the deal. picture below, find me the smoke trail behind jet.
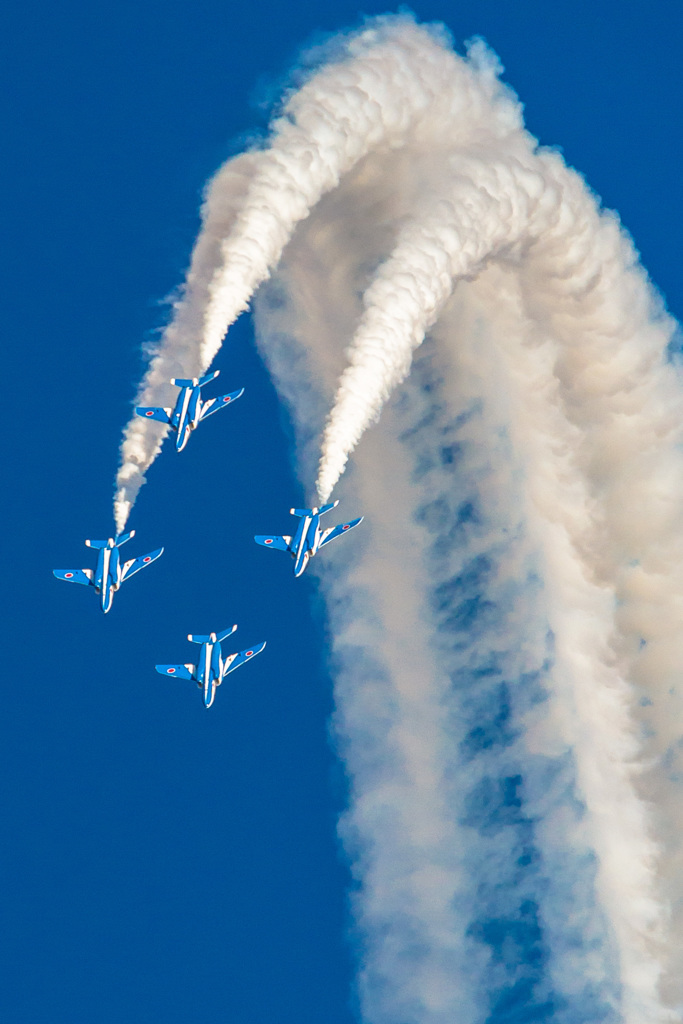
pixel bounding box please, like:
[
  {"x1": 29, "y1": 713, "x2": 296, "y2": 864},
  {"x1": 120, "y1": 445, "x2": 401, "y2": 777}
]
[
  {"x1": 114, "y1": 20, "x2": 490, "y2": 529},
  {"x1": 119, "y1": 16, "x2": 683, "y2": 1021}
]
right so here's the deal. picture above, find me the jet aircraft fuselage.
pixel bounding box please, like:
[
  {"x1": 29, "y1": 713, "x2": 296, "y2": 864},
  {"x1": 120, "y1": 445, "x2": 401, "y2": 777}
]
[
  {"x1": 136, "y1": 370, "x2": 244, "y2": 452},
  {"x1": 156, "y1": 626, "x2": 266, "y2": 708},
  {"x1": 255, "y1": 501, "x2": 363, "y2": 577},
  {"x1": 53, "y1": 531, "x2": 164, "y2": 613}
]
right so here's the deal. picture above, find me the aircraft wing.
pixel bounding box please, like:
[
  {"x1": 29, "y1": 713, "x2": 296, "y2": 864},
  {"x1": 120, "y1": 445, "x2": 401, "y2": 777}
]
[
  {"x1": 221, "y1": 641, "x2": 267, "y2": 679},
  {"x1": 136, "y1": 407, "x2": 172, "y2": 424},
  {"x1": 122, "y1": 547, "x2": 164, "y2": 581},
  {"x1": 53, "y1": 568, "x2": 93, "y2": 586},
  {"x1": 254, "y1": 535, "x2": 292, "y2": 552},
  {"x1": 199, "y1": 388, "x2": 244, "y2": 420},
  {"x1": 319, "y1": 517, "x2": 364, "y2": 547},
  {"x1": 155, "y1": 664, "x2": 195, "y2": 681}
]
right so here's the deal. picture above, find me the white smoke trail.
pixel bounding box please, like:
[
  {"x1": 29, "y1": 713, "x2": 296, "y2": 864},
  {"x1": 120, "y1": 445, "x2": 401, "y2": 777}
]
[
  {"x1": 114, "y1": 152, "x2": 260, "y2": 531},
  {"x1": 255, "y1": 229, "x2": 625, "y2": 1021},
  {"x1": 297, "y1": 40, "x2": 683, "y2": 1016},
  {"x1": 119, "y1": 15, "x2": 683, "y2": 1021},
  {"x1": 115, "y1": 17, "x2": 492, "y2": 529}
]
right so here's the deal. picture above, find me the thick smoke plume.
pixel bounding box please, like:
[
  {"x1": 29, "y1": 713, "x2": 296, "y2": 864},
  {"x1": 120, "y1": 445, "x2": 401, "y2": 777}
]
[{"x1": 119, "y1": 16, "x2": 683, "y2": 1022}]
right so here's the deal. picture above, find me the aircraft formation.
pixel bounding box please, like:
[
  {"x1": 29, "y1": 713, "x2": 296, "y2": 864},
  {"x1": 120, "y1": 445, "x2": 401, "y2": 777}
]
[{"x1": 53, "y1": 370, "x2": 363, "y2": 707}]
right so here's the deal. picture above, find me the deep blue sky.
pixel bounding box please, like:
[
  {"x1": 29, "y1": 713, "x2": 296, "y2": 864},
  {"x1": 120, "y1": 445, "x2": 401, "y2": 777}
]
[{"x1": 2, "y1": 3, "x2": 682, "y2": 1022}]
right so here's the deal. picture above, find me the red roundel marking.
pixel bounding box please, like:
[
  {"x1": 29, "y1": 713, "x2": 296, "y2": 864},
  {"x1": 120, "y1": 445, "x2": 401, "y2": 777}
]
[
  {"x1": 245, "y1": 651, "x2": 254, "y2": 657},
  {"x1": 145, "y1": 411, "x2": 154, "y2": 417},
  {"x1": 264, "y1": 538, "x2": 273, "y2": 544},
  {"x1": 223, "y1": 396, "x2": 230, "y2": 403},
  {"x1": 342, "y1": 525, "x2": 350, "y2": 530},
  {"x1": 64, "y1": 572, "x2": 74, "y2": 578},
  {"x1": 143, "y1": 557, "x2": 151, "y2": 563},
  {"x1": 167, "y1": 668, "x2": 176, "y2": 674}
]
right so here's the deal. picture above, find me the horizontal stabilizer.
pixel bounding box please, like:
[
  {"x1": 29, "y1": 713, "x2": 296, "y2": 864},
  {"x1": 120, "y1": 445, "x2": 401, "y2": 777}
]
[
  {"x1": 198, "y1": 370, "x2": 220, "y2": 387},
  {"x1": 115, "y1": 531, "x2": 135, "y2": 546},
  {"x1": 121, "y1": 547, "x2": 164, "y2": 581},
  {"x1": 255, "y1": 534, "x2": 291, "y2": 553},
  {"x1": 85, "y1": 538, "x2": 110, "y2": 549},
  {"x1": 199, "y1": 388, "x2": 244, "y2": 420},
  {"x1": 170, "y1": 377, "x2": 196, "y2": 388},
  {"x1": 188, "y1": 625, "x2": 237, "y2": 644},
  {"x1": 319, "y1": 516, "x2": 364, "y2": 548},
  {"x1": 53, "y1": 568, "x2": 93, "y2": 587},
  {"x1": 221, "y1": 641, "x2": 267, "y2": 679},
  {"x1": 136, "y1": 406, "x2": 172, "y2": 424},
  {"x1": 156, "y1": 664, "x2": 195, "y2": 682},
  {"x1": 216, "y1": 625, "x2": 238, "y2": 643},
  {"x1": 318, "y1": 500, "x2": 339, "y2": 515},
  {"x1": 289, "y1": 507, "x2": 313, "y2": 518}
]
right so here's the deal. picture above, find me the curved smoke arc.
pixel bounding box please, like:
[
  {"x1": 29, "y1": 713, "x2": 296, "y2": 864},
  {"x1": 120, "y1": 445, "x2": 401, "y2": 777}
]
[{"x1": 117, "y1": 16, "x2": 683, "y2": 1022}]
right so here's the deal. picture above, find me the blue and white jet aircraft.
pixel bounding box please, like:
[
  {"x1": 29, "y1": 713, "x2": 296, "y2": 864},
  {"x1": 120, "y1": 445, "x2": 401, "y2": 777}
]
[
  {"x1": 53, "y1": 531, "x2": 164, "y2": 613},
  {"x1": 135, "y1": 370, "x2": 244, "y2": 452},
  {"x1": 156, "y1": 626, "x2": 266, "y2": 709},
  {"x1": 255, "y1": 500, "x2": 363, "y2": 577}
]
